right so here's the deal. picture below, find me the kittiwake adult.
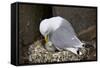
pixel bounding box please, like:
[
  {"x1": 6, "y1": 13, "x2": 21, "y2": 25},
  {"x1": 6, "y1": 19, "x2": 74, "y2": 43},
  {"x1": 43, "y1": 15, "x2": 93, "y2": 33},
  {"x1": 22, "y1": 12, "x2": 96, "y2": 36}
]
[{"x1": 39, "y1": 16, "x2": 84, "y2": 55}]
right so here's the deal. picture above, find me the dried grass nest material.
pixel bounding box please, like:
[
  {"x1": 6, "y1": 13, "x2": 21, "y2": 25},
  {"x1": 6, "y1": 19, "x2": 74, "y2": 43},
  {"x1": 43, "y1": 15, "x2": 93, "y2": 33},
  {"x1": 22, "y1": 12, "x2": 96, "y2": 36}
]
[{"x1": 28, "y1": 40, "x2": 96, "y2": 63}]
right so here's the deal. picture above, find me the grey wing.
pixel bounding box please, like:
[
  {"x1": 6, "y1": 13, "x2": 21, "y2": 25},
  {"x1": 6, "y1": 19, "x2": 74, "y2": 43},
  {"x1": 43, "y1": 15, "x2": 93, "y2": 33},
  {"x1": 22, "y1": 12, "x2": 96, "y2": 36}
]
[
  {"x1": 61, "y1": 19, "x2": 76, "y2": 35},
  {"x1": 50, "y1": 25, "x2": 82, "y2": 49}
]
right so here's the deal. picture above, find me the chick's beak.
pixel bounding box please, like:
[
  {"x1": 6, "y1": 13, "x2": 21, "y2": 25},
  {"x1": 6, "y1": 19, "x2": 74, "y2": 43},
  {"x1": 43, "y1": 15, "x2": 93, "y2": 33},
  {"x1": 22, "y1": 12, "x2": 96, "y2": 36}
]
[{"x1": 45, "y1": 35, "x2": 48, "y2": 43}]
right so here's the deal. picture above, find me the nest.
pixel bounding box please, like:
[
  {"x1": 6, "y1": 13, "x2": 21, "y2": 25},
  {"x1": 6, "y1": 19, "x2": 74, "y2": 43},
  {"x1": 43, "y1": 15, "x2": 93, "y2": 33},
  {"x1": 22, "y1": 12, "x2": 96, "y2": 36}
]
[{"x1": 28, "y1": 40, "x2": 96, "y2": 63}]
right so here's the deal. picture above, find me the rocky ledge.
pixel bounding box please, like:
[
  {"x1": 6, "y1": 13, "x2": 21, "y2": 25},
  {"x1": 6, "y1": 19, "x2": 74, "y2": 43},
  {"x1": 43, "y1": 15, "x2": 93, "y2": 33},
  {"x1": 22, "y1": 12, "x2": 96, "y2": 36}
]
[{"x1": 28, "y1": 40, "x2": 96, "y2": 63}]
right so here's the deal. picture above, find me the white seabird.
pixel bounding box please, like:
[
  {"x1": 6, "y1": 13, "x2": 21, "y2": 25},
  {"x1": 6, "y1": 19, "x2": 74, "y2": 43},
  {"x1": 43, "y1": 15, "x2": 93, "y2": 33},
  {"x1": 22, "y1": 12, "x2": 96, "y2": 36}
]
[{"x1": 39, "y1": 16, "x2": 84, "y2": 55}]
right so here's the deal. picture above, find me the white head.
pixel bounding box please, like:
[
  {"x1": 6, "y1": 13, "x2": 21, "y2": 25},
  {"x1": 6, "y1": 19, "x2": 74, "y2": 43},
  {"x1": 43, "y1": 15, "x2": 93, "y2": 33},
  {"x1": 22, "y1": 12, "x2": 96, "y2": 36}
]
[
  {"x1": 39, "y1": 19, "x2": 51, "y2": 36},
  {"x1": 39, "y1": 16, "x2": 63, "y2": 36}
]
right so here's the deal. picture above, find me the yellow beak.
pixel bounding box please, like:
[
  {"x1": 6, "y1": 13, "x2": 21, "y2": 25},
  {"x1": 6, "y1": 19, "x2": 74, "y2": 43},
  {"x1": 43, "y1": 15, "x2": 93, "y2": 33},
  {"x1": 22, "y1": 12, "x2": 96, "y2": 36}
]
[{"x1": 45, "y1": 35, "x2": 48, "y2": 43}]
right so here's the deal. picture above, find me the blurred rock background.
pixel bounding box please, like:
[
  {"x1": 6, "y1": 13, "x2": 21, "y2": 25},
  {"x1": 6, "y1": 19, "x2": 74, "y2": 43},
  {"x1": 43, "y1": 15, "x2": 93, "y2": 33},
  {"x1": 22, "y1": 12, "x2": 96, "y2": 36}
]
[
  {"x1": 19, "y1": 4, "x2": 52, "y2": 64},
  {"x1": 18, "y1": 4, "x2": 97, "y2": 64}
]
